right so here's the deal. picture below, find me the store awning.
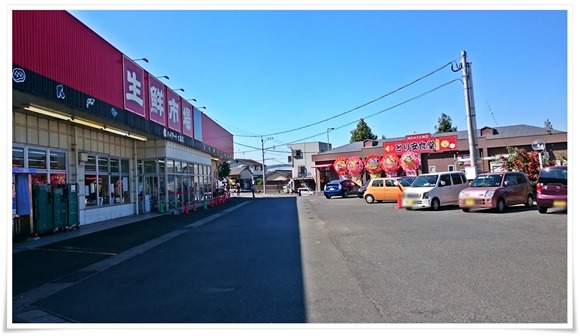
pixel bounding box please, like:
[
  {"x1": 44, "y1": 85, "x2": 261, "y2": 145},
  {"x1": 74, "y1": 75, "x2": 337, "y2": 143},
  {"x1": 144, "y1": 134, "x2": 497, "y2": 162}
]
[{"x1": 311, "y1": 163, "x2": 333, "y2": 168}]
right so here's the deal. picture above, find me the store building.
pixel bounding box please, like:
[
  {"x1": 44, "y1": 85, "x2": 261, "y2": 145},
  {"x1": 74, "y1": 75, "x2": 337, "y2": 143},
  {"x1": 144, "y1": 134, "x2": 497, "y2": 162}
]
[
  {"x1": 12, "y1": 11, "x2": 233, "y2": 238},
  {"x1": 311, "y1": 124, "x2": 567, "y2": 189}
]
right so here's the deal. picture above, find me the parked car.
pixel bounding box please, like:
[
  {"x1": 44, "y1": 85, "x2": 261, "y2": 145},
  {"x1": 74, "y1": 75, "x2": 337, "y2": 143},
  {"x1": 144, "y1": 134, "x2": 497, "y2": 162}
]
[
  {"x1": 297, "y1": 187, "x2": 315, "y2": 196},
  {"x1": 536, "y1": 165, "x2": 567, "y2": 214},
  {"x1": 398, "y1": 176, "x2": 417, "y2": 186},
  {"x1": 402, "y1": 171, "x2": 469, "y2": 210},
  {"x1": 458, "y1": 171, "x2": 534, "y2": 213},
  {"x1": 357, "y1": 179, "x2": 371, "y2": 198},
  {"x1": 323, "y1": 179, "x2": 360, "y2": 199},
  {"x1": 363, "y1": 177, "x2": 412, "y2": 204}
]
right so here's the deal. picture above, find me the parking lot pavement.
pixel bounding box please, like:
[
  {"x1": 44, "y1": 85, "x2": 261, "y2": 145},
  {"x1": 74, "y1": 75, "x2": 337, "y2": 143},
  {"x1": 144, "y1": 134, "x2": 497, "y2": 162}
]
[{"x1": 297, "y1": 195, "x2": 568, "y2": 324}]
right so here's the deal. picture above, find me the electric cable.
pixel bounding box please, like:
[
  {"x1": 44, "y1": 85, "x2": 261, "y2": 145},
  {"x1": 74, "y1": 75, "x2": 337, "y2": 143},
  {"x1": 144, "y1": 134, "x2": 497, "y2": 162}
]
[{"x1": 234, "y1": 58, "x2": 461, "y2": 138}]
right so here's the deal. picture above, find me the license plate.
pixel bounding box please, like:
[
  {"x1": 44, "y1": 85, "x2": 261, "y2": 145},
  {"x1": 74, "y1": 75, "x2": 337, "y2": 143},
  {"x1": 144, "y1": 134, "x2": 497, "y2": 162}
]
[
  {"x1": 404, "y1": 199, "x2": 414, "y2": 206},
  {"x1": 465, "y1": 199, "x2": 474, "y2": 206},
  {"x1": 553, "y1": 200, "x2": 567, "y2": 207}
]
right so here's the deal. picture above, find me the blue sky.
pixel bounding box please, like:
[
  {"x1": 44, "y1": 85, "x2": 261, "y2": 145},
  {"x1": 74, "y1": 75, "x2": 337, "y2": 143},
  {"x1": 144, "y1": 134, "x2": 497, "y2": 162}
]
[{"x1": 61, "y1": 8, "x2": 568, "y2": 165}]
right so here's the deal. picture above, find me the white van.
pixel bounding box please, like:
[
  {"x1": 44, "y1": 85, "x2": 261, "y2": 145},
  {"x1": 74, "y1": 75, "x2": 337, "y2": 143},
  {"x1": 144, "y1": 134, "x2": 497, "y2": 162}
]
[{"x1": 402, "y1": 171, "x2": 468, "y2": 210}]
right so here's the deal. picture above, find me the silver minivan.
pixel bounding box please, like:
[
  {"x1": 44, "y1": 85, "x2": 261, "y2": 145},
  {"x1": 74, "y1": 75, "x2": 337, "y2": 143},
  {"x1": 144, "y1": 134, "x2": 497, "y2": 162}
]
[{"x1": 402, "y1": 171, "x2": 469, "y2": 210}]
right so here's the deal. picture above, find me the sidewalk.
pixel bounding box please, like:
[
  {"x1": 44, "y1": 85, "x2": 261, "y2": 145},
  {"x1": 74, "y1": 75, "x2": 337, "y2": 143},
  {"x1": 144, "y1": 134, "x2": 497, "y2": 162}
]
[{"x1": 11, "y1": 193, "x2": 297, "y2": 254}]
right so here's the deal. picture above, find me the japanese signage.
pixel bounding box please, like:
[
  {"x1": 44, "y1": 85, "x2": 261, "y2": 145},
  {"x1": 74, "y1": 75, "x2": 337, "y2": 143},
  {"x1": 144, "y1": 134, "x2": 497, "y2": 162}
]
[
  {"x1": 384, "y1": 134, "x2": 458, "y2": 155},
  {"x1": 148, "y1": 75, "x2": 166, "y2": 126},
  {"x1": 181, "y1": 99, "x2": 194, "y2": 138},
  {"x1": 123, "y1": 56, "x2": 146, "y2": 117},
  {"x1": 166, "y1": 88, "x2": 181, "y2": 132}
]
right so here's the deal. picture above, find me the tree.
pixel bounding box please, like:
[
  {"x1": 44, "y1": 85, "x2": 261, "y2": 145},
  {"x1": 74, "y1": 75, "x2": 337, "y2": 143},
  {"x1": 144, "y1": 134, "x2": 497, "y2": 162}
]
[
  {"x1": 499, "y1": 146, "x2": 555, "y2": 182},
  {"x1": 434, "y1": 113, "x2": 457, "y2": 133},
  {"x1": 217, "y1": 160, "x2": 231, "y2": 180},
  {"x1": 350, "y1": 119, "x2": 377, "y2": 143}
]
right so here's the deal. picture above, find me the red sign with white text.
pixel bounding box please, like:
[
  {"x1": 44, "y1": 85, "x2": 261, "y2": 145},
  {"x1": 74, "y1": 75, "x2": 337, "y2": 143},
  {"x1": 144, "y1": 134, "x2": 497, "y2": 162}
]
[
  {"x1": 123, "y1": 56, "x2": 146, "y2": 117},
  {"x1": 148, "y1": 75, "x2": 166, "y2": 126},
  {"x1": 181, "y1": 99, "x2": 194, "y2": 138},
  {"x1": 166, "y1": 89, "x2": 181, "y2": 132},
  {"x1": 383, "y1": 134, "x2": 458, "y2": 155}
]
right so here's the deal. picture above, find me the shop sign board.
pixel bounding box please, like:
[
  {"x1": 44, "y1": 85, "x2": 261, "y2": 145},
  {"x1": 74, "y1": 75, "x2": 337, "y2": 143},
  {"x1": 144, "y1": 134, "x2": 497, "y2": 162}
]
[
  {"x1": 383, "y1": 134, "x2": 458, "y2": 155},
  {"x1": 182, "y1": 99, "x2": 194, "y2": 138},
  {"x1": 148, "y1": 75, "x2": 166, "y2": 127},
  {"x1": 166, "y1": 88, "x2": 182, "y2": 132},
  {"x1": 122, "y1": 56, "x2": 146, "y2": 117}
]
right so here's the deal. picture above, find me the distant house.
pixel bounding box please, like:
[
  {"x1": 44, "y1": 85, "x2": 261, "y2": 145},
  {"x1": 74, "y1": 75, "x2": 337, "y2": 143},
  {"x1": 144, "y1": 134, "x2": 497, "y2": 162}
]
[
  {"x1": 228, "y1": 166, "x2": 254, "y2": 191},
  {"x1": 230, "y1": 158, "x2": 265, "y2": 181}
]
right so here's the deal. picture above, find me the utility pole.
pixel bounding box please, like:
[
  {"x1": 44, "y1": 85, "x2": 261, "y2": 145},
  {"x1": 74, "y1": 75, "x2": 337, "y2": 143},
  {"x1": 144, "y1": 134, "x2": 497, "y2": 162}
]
[
  {"x1": 261, "y1": 136, "x2": 272, "y2": 195},
  {"x1": 461, "y1": 50, "x2": 479, "y2": 175}
]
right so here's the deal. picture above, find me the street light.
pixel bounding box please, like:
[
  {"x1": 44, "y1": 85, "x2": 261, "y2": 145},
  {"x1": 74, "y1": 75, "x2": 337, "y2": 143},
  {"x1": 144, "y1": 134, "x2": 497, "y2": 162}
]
[
  {"x1": 186, "y1": 98, "x2": 197, "y2": 102},
  {"x1": 326, "y1": 127, "x2": 335, "y2": 152},
  {"x1": 171, "y1": 88, "x2": 185, "y2": 92},
  {"x1": 132, "y1": 58, "x2": 149, "y2": 63},
  {"x1": 155, "y1": 75, "x2": 169, "y2": 80},
  {"x1": 261, "y1": 136, "x2": 273, "y2": 194},
  {"x1": 532, "y1": 139, "x2": 546, "y2": 170}
]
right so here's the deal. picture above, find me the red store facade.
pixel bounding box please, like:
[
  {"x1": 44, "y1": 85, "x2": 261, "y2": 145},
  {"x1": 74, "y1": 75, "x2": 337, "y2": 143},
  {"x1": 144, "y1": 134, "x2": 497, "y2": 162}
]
[{"x1": 12, "y1": 11, "x2": 234, "y2": 238}]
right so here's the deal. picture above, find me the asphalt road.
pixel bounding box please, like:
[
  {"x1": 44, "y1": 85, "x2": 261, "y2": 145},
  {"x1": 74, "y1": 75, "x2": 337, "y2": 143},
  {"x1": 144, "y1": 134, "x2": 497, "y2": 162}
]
[{"x1": 11, "y1": 194, "x2": 568, "y2": 325}]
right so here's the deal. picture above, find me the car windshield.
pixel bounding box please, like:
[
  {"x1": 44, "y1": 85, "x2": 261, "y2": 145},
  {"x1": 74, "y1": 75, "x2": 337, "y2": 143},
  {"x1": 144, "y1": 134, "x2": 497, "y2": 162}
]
[
  {"x1": 410, "y1": 175, "x2": 438, "y2": 187},
  {"x1": 397, "y1": 178, "x2": 412, "y2": 187},
  {"x1": 471, "y1": 175, "x2": 503, "y2": 187},
  {"x1": 327, "y1": 180, "x2": 341, "y2": 185}
]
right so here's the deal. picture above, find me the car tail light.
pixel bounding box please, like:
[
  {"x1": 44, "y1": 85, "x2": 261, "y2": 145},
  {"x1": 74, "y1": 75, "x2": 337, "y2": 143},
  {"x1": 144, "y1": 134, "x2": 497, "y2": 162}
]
[{"x1": 536, "y1": 182, "x2": 542, "y2": 195}]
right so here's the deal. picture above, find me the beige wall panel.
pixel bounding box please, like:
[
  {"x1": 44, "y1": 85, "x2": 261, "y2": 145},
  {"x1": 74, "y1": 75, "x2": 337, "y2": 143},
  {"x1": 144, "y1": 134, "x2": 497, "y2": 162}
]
[
  {"x1": 38, "y1": 129, "x2": 49, "y2": 145},
  {"x1": 59, "y1": 122, "x2": 67, "y2": 133},
  {"x1": 26, "y1": 115, "x2": 38, "y2": 128},
  {"x1": 14, "y1": 125, "x2": 26, "y2": 143},
  {"x1": 38, "y1": 118, "x2": 49, "y2": 130},
  {"x1": 49, "y1": 132, "x2": 59, "y2": 147},
  {"x1": 49, "y1": 120, "x2": 59, "y2": 132},
  {"x1": 145, "y1": 148, "x2": 156, "y2": 158},
  {"x1": 27, "y1": 128, "x2": 38, "y2": 145},
  {"x1": 91, "y1": 139, "x2": 98, "y2": 152},
  {"x1": 97, "y1": 139, "x2": 104, "y2": 153},
  {"x1": 59, "y1": 134, "x2": 68, "y2": 149},
  {"x1": 14, "y1": 112, "x2": 27, "y2": 125}
]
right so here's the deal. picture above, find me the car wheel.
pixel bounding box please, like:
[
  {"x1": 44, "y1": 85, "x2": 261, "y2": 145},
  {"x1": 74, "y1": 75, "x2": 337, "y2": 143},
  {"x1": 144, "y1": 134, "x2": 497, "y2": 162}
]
[
  {"x1": 342, "y1": 190, "x2": 348, "y2": 198},
  {"x1": 325, "y1": 195, "x2": 331, "y2": 199},
  {"x1": 525, "y1": 195, "x2": 534, "y2": 207},
  {"x1": 462, "y1": 208, "x2": 470, "y2": 213},
  {"x1": 430, "y1": 198, "x2": 440, "y2": 211},
  {"x1": 365, "y1": 194, "x2": 374, "y2": 204},
  {"x1": 538, "y1": 206, "x2": 548, "y2": 214},
  {"x1": 496, "y1": 198, "x2": 506, "y2": 213}
]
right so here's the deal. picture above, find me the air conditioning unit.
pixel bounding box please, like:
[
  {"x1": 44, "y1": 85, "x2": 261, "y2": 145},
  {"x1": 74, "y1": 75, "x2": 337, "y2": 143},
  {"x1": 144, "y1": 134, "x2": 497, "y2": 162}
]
[{"x1": 78, "y1": 152, "x2": 88, "y2": 162}]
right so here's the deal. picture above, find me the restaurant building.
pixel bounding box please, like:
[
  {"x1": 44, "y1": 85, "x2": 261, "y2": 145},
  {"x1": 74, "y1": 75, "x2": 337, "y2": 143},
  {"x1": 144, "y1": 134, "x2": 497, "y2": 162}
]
[{"x1": 311, "y1": 124, "x2": 567, "y2": 190}]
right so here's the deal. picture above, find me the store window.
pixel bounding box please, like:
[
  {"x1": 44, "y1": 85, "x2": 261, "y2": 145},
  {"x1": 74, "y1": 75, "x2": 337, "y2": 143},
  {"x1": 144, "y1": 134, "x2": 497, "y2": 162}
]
[
  {"x1": 13, "y1": 146, "x2": 24, "y2": 167},
  {"x1": 28, "y1": 148, "x2": 46, "y2": 169},
  {"x1": 85, "y1": 155, "x2": 131, "y2": 207},
  {"x1": 50, "y1": 152, "x2": 66, "y2": 170}
]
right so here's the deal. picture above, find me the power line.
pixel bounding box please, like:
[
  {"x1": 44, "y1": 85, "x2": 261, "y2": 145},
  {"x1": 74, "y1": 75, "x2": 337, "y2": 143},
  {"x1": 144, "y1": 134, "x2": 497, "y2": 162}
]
[
  {"x1": 235, "y1": 77, "x2": 463, "y2": 154},
  {"x1": 234, "y1": 58, "x2": 461, "y2": 138}
]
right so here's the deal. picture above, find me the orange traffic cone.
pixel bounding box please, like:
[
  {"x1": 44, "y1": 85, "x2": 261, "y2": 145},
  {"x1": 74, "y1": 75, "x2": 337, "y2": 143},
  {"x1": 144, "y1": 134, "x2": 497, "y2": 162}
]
[
  {"x1": 395, "y1": 193, "x2": 403, "y2": 209},
  {"x1": 184, "y1": 202, "x2": 189, "y2": 215}
]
